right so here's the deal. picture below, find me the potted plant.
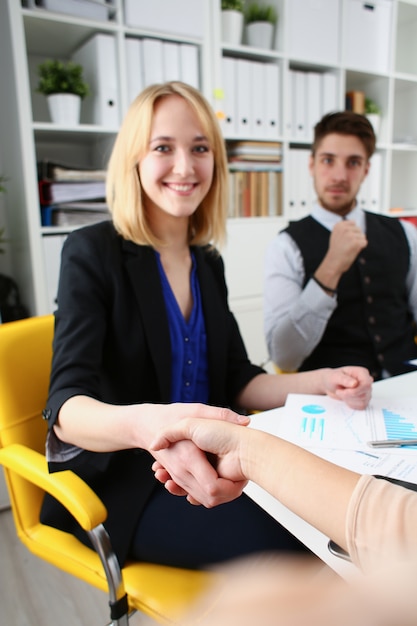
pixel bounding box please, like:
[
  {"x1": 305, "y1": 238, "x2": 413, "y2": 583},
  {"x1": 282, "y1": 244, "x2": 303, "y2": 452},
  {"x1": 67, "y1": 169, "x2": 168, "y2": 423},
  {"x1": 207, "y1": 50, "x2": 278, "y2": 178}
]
[
  {"x1": 244, "y1": 2, "x2": 278, "y2": 49},
  {"x1": 365, "y1": 97, "x2": 381, "y2": 136},
  {"x1": 36, "y1": 59, "x2": 89, "y2": 125},
  {"x1": 221, "y1": 0, "x2": 245, "y2": 46}
]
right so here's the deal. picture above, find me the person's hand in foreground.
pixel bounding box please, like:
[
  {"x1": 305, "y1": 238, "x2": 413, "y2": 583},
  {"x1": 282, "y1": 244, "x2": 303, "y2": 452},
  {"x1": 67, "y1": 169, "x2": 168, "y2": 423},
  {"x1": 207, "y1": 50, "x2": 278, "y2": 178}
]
[{"x1": 151, "y1": 417, "x2": 361, "y2": 552}]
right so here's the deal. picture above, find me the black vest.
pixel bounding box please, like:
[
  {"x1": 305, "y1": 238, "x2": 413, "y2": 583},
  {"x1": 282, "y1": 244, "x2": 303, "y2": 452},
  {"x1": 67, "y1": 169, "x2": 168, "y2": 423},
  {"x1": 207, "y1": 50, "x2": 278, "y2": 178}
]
[{"x1": 284, "y1": 213, "x2": 417, "y2": 379}]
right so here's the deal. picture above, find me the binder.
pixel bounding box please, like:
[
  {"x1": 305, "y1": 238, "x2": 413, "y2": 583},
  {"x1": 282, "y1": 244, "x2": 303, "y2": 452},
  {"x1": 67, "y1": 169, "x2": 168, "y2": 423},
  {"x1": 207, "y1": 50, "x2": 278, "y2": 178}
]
[
  {"x1": 37, "y1": 159, "x2": 106, "y2": 182},
  {"x1": 357, "y1": 154, "x2": 380, "y2": 211},
  {"x1": 287, "y1": 148, "x2": 299, "y2": 216},
  {"x1": 179, "y1": 43, "x2": 200, "y2": 89},
  {"x1": 38, "y1": 180, "x2": 106, "y2": 204},
  {"x1": 322, "y1": 72, "x2": 338, "y2": 116},
  {"x1": 125, "y1": 38, "x2": 144, "y2": 106},
  {"x1": 142, "y1": 38, "x2": 164, "y2": 87},
  {"x1": 287, "y1": 149, "x2": 314, "y2": 218},
  {"x1": 293, "y1": 71, "x2": 307, "y2": 141},
  {"x1": 222, "y1": 56, "x2": 237, "y2": 136},
  {"x1": 251, "y1": 61, "x2": 266, "y2": 139},
  {"x1": 297, "y1": 149, "x2": 314, "y2": 216},
  {"x1": 265, "y1": 63, "x2": 280, "y2": 138},
  {"x1": 306, "y1": 72, "x2": 322, "y2": 142},
  {"x1": 72, "y1": 33, "x2": 119, "y2": 129},
  {"x1": 162, "y1": 41, "x2": 181, "y2": 82},
  {"x1": 368, "y1": 152, "x2": 382, "y2": 211},
  {"x1": 236, "y1": 59, "x2": 252, "y2": 138},
  {"x1": 41, "y1": 201, "x2": 109, "y2": 227}
]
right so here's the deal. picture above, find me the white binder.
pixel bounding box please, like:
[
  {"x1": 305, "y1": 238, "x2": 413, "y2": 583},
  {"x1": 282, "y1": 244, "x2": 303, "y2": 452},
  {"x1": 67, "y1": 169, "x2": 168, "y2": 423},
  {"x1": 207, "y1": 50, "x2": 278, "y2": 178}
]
[
  {"x1": 292, "y1": 71, "x2": 307, "y2": 141},
  {"x1": 357, "y1": 156, "x2": 382, "y2": 214},
  {"x1": 236, "y1": 59, "x2": 252, "y2": 138},
  {"x1": 125, "y1": 38, "x2": 144, "y2": 107},
  {"x1": 251, "y1": 61, "x2": 266, "y2": 139},
  {"x1": 222, "y1": 56, "x2": 237, "y2": 136},
  {"x1": 72, "y1": 33, "x2": 119, "y2": 129},
  {"x1": 162, "y1": 42, "x2": 181, "y2": 83},
  {"x1": 297, "y1": 148, "x2": 314, "y2": 216},
  {"x1": 287, "y1": 148, "x2": 299, "y2": 217},
  {"x1": 368, "y1": 152, "x2": 382, "y2": 211},
  {"x1": 179, "y1": 44, "x2": 200, "y2": 89},
  {"x1": 322, "y1": 72, "x2": 338, "y2": 116},
  {"x1": 287, "y1": 149, "x2": 314, "y2": 218},
  {"x1": 264, "y1": 63, "x2": 280, "y2": 139},
  {"x1": 142, "y1": 39, "x2": 164, "y2": 87},
  {"x1": 306, "y1": 72, "x2": 322, "y2": 142}
]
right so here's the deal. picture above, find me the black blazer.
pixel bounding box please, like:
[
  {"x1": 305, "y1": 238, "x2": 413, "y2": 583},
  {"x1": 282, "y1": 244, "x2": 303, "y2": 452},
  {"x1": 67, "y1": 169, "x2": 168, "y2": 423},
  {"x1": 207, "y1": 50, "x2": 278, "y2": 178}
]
[{"x1": 41, "y1": 221, "x2": 263, "y2": 564}]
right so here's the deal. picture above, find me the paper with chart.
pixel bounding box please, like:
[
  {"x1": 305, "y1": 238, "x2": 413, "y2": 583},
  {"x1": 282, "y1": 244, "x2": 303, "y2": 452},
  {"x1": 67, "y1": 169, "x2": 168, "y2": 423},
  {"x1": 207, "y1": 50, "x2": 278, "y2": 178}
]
[
  {"x1": 280, "y1": 394, "x2": 417, "y2": 451},
  {"x1": 308, "y1": 445, "x2": 417, "y2": 483},
  {"x1": 261, "y1": 393, "x2": 417, "y2": 481}
]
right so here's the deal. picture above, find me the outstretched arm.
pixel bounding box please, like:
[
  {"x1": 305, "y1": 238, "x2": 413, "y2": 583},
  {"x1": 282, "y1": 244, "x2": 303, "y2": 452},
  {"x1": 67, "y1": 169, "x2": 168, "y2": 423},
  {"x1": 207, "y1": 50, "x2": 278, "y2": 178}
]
[
  {"x1": 151, "y1": 418, "x2": 359, "y2": 551},
  {"x1": 235, "y1": 365, "x2": 373, "y2": 413},
  {"x1": 55, "y1": 397, "x2": 250, "y2": 508}
]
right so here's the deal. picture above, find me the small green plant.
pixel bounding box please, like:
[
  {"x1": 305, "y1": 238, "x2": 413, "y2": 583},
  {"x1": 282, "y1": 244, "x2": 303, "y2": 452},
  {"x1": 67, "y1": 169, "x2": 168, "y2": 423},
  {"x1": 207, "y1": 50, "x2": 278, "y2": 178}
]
[
  {"x1": 245, "y1": 2, "x2": 278, "y2": 24},
  {"x1": 365, "y1": 98, "x2": 381, "y2": 115},
  {"x1": 36, "y1": 59, "x2": 89, "y2": 99},
  {"x1": 221, "y1": 0, "x2": 244, "y2": 11}
]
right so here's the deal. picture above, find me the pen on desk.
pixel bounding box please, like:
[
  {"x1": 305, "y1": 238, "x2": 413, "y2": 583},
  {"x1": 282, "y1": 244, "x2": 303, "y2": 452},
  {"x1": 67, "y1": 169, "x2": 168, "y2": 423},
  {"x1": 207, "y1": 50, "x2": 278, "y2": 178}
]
[{"x1": 368, "y1": 439, "x2": 417, "y2": 448}]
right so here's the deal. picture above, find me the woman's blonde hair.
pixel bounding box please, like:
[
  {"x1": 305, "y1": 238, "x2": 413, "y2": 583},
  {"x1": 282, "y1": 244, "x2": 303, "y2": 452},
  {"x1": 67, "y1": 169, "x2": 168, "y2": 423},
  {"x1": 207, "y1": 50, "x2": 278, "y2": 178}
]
[{"x1": 106, "y1": 81, "x2": 228, "y2": 248}]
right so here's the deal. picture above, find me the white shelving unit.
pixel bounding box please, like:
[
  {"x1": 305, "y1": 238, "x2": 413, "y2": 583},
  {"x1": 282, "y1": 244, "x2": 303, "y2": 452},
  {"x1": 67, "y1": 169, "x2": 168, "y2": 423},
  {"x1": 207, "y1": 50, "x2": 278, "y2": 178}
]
[{"x1": 1, "y1": 0, "x2": 417, "y2": 367}]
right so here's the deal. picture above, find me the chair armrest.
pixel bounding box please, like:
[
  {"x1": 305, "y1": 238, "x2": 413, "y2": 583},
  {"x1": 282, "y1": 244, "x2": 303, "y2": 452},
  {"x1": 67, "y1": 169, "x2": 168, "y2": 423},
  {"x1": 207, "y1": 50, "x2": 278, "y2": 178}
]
[{"x1": 0, "y1": 443, "x2": 107, "y2": 531}]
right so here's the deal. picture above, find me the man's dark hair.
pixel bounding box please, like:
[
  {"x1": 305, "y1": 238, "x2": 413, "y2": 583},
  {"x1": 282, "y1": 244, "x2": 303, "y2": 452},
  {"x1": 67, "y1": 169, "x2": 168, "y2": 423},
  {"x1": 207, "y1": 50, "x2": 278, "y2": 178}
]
[{"x1": 312, "y1": 111, "x2": 376, "y2": 159}]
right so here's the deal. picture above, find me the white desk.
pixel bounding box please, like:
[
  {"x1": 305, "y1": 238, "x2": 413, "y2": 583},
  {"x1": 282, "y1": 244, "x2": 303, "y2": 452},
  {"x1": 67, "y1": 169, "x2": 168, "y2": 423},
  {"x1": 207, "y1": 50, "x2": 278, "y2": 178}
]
[{"x1": 244, "y1": 371, "x2": 417, "y2": 579}]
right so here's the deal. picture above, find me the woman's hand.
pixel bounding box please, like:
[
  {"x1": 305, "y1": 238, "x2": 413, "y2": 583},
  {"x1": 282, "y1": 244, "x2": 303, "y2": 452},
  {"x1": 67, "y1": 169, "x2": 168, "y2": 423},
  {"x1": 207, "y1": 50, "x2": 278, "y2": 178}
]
[
  {"x1": 151, "y1": 418, "x2": 250, "y2": 505},
  {"x1": 145, "y1": 404, "x2": 250, "y2": 507},
  {"x1": 321, "y1": 366, "x2": 373, "y2": 409}
]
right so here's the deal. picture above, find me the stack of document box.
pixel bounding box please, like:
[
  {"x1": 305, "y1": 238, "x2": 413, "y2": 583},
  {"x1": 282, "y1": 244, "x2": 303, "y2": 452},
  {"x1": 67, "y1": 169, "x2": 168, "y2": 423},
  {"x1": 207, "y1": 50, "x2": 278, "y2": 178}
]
[{"x1": 38, "y1": 160, "x2": 110, "y2": 227}]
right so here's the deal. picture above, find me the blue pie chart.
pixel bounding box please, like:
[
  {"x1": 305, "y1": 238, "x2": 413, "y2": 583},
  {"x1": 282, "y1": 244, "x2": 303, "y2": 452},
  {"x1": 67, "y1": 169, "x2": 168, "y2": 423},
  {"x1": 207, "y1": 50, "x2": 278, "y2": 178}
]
[{"x1": 301, "y1": 404, "x2": 326, "y2": 415}]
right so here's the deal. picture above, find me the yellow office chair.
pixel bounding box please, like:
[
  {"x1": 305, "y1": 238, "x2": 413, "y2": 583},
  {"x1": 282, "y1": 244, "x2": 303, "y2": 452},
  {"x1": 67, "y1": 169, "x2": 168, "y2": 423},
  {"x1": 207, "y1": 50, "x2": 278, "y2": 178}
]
[{"x1": 0, "y1": 315, "x2": 215, "y2": 625}]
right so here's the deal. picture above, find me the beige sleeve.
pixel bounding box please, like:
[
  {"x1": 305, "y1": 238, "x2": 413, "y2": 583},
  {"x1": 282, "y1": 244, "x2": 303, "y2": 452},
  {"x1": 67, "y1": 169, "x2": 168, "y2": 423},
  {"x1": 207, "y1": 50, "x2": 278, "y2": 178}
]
[{"x1": 346, "y1": 474, "x2": 417, "y2": 573}]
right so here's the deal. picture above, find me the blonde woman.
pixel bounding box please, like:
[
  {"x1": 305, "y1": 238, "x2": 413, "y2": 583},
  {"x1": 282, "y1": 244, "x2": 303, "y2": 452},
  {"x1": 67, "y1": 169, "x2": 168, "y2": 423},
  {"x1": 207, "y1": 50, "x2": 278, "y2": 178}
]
[{"x1": 41, "y1": 82, "x2": 372, "y2": 569}]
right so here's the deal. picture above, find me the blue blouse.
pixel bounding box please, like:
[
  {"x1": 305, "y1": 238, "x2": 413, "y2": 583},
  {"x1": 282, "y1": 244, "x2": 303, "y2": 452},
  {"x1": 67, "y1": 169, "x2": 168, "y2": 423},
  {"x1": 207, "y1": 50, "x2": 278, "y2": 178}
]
[{"x1": 155, "y1": 251, "x2": 209, "y2": 403}]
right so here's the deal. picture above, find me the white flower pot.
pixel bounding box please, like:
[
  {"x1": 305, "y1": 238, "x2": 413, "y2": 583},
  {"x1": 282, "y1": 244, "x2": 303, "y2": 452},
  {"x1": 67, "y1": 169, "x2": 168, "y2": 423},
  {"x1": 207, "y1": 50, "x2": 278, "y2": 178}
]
[
  {"x1": 245, "y1": 21, "x2": 275, "y2": 49},
  {"x1": 366, "y1": 113, "x2": 381, "y2": 137},
  {"x1": 47, "y1": 93, "x2": 81, "y2": 125},
  {"x1": 221, "y1": 10, "x2": 244, "y2": 46}
]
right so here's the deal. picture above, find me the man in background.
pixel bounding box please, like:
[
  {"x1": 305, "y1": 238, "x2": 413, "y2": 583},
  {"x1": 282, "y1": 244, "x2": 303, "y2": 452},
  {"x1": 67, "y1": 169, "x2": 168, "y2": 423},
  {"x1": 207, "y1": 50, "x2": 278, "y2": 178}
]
[{"x1": 264, "y1": 111, "x2": 417, "y2": 380}]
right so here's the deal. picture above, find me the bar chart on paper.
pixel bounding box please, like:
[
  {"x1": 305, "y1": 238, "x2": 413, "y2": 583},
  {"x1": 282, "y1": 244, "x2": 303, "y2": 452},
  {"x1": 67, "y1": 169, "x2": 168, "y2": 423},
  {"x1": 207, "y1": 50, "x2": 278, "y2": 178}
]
[
  {"x1": 370, "y1": 405, "x2": 417, "y2": 449},
  {"x1": 383, "y1": 408, "x2": 417, "y2": 438},
  {"x1": 270, "y1": 394, "x2": 417, "y2": 451}
]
